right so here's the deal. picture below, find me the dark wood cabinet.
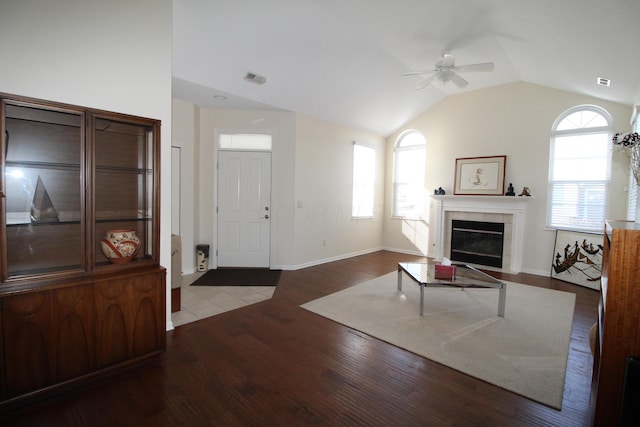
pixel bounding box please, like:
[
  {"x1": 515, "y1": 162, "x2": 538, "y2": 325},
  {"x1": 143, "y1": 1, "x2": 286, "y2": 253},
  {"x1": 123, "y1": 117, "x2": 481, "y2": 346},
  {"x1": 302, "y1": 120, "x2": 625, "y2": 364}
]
[
  {"x1": 0, "y1": 93, "x2": 164, "y2": 407},
  {"x1": 592, "y1": 220, "x2": 640, "y2": 425},
  {"x1": 94, "y1": 269, "x2": 165, "y2": 368},
  {"x1": 2, "y1": 288, "x2": 85, "y2": 397}
]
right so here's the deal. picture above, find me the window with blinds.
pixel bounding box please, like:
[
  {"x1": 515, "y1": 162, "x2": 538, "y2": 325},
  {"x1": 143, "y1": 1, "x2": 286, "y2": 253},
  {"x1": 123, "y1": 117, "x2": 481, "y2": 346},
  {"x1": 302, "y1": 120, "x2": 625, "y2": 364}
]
[{"x1": 547, "y1": 106, "x2": 612, "y2": 232}]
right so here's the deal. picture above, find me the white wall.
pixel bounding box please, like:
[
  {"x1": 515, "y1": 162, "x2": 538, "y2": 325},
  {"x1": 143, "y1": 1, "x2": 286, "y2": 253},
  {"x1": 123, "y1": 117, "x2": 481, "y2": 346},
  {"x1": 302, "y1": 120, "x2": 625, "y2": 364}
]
[
  {"x1": 383, "y1": 82, "x2": 632, "y2": 275},
  {"x1": 0, "y1": 0, "x2": 174, "y2": 327},
  {"x1": 293, "y1": 114, "x2": 385, "y2": 268},
  {"x1": 171, "y1": 99, "x2": 198, "y2": 273}
]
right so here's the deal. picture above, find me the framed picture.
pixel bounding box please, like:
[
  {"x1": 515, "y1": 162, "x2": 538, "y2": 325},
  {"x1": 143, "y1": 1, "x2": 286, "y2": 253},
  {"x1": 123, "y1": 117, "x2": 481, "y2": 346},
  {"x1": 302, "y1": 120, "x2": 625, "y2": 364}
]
[
  {"x1": 551, "y1": 229, "x2": 603, "y2": 289},
  {"x1": 454, "y1": 155, "x2": 506, "y2": 195}
]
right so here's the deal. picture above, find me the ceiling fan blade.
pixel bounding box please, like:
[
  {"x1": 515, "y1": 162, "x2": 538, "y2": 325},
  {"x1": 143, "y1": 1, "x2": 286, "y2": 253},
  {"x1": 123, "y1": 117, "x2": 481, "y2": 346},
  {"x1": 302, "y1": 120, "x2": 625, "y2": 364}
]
[
  {"x1": 414, "y1": 73, "x2": 439, "y2": 90},
  {"x1": 402, "y1": 69, "x2": 437, "y2": 76},
  {"x1": 453, "y1": 62, "x2": 494, "y2": 73},
  {"x1": 450, "y1": 72, "x2": 469, "y2": 88}
]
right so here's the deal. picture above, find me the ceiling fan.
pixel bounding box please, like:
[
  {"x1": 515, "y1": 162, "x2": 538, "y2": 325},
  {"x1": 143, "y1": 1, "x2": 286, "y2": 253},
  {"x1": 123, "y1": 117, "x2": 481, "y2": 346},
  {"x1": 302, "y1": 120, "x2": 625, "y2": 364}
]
[{"x1": 403, "y1": 52, "x2": 494, "y2": 90}]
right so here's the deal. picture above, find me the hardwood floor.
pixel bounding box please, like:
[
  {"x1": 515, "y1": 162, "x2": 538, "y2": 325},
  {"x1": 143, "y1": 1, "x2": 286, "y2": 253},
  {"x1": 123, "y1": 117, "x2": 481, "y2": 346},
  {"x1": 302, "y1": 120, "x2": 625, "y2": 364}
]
[{"x1": 0, "y1": 251, "x2": 598, "y2": 426}]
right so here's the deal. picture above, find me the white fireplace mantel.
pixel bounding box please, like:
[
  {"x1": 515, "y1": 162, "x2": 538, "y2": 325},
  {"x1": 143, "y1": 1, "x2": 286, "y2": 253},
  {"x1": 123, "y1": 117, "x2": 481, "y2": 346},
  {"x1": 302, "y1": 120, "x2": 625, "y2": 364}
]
[{"x1": 431, "y1": 195, "x2": 532, "y2": 273}]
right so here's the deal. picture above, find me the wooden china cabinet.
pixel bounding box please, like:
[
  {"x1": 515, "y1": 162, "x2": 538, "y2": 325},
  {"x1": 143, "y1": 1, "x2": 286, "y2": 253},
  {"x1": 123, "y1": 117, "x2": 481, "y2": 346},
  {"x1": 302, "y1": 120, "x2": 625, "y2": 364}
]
[
  {"x1": 591, "y1": 220, "x2": 640, "y2": 425},
  {"x1": 0, "y1": 93, "x2": 165, "y2": 407}
]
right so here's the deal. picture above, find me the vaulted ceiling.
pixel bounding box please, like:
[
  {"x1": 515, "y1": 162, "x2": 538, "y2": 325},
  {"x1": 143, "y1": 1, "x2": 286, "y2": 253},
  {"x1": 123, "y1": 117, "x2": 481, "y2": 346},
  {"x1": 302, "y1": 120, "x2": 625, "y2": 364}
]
[{"x1": 173, "y1": 0, "x2": 640, "y2": 136}]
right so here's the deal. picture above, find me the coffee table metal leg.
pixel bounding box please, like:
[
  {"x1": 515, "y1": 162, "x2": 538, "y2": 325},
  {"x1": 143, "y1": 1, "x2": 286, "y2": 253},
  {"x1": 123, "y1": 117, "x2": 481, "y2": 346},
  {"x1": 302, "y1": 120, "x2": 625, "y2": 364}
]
[
  {"x1": 498, "y1": 285, "x2": 506, "y2": 317},
  {"x1": 420, "y1": 284, "x2": 424, "y2": 316},
  {"x1": 397, "y1": 268, "x2": 403, "y2": 290}
]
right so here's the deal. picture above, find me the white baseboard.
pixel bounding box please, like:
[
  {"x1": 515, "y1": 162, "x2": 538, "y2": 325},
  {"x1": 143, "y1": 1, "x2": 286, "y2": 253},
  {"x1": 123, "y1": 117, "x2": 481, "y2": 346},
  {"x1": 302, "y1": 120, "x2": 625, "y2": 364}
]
[
  {"x1": 380, "y1": 246, "x2": 426, "y2": 257},
  {"x1": 182, "y1": 266, "x2": 197, "y2": 275},
  {"x1": 522, "y1": 267, "x2": 551, "y2": 277},
  {"x1": 274, "y1": 247, "x2": 384, "y2": 271}
]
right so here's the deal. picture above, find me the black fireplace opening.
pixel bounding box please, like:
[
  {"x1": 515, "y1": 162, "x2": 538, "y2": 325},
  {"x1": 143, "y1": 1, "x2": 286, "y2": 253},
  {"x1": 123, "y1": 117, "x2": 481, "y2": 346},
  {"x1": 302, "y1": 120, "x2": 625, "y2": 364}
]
[{"x1": 450, "y1": 220, "x2": 504, "y2": 268}]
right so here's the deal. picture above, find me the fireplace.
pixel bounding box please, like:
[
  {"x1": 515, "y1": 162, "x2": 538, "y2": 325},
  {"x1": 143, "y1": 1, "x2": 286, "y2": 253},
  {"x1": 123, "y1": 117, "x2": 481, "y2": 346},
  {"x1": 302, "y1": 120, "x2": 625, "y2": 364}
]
[
  {"x1": 450, "y1": 220, "x2": 504, "y2": 268},
  {"x1": 431, "y1": 195, "x2": 532, "y2": 273}
]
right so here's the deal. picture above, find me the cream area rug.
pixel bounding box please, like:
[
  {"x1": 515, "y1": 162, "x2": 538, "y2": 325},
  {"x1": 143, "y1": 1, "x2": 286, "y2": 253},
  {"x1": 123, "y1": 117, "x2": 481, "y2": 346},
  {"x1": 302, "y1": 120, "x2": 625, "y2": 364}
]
[{"x1": 300, "y1": 272, "x2": 576, "y2": 409}]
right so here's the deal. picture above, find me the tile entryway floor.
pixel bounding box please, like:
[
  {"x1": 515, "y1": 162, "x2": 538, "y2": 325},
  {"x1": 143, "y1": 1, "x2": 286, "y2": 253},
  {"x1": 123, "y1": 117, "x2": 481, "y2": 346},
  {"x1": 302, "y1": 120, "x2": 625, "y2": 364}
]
[{"x1": 171, "y1": 272, "x2": 277, "y2": 327}]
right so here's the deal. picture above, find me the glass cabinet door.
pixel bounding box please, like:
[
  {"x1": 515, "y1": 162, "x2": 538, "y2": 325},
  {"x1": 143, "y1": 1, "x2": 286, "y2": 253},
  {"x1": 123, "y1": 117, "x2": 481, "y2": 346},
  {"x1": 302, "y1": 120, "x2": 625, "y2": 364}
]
[
  {"x1": 93, "y1": 116, "x2": 154, "y2": 266},
  {"x1": 3, "y1": 101, "x2": 83, "y2": 278},
  {"x1": 1, "y1": 95, "x2": 159, "y2": 282}
]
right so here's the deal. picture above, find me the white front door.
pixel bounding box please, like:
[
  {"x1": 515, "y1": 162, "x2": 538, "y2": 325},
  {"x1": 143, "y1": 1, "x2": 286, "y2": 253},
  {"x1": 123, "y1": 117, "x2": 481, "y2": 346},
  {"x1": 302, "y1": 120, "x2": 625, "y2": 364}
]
[{"x1": 217, "y1": 150, "x2": 271, "y2": 267}]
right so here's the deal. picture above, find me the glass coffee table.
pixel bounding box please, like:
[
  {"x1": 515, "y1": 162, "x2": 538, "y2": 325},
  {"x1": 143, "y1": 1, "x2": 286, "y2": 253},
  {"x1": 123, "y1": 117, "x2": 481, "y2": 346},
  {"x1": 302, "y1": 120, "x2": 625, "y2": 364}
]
[{"x1": 397, "y1": 262, "x2": 506, "y2": 317}]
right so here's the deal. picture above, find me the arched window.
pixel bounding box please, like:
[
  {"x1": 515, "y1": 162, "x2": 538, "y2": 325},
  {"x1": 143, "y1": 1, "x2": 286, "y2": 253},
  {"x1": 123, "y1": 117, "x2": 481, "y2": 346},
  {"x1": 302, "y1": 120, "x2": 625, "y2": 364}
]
[
  {"x1": 393, "y1": 130, "x2": 426, "y2": 218},
  {"x1": 547, "y1": 105, "x2": 612, "y2": 231}
]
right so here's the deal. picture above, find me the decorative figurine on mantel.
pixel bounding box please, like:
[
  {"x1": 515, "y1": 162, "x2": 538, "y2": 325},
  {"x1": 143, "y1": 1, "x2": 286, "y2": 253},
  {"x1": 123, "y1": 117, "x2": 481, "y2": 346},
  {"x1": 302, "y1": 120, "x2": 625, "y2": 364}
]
[
  {"x1": 519, "y1": 187, "x2": 531, "y2": 197},
  {"x1": 505, "y1": 183, "x2": 515, "y2": 196},
  {"x1": 434, "y1": 187, "x2": 446, "y2": 195}
]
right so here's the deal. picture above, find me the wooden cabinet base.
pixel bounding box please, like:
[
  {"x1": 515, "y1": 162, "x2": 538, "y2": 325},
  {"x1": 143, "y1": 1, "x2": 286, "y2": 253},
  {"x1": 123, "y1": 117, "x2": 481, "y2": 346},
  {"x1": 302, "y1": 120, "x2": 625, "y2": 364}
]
[
  {"x1": 0, "y1": 351, "x2": 162, "y2": 413},
  {"x1": 0, "y1": 266, "x2": 166, "y2": 408},
  {"x1": 171, "y1": 287, "x2": 181, "y2": 312}
]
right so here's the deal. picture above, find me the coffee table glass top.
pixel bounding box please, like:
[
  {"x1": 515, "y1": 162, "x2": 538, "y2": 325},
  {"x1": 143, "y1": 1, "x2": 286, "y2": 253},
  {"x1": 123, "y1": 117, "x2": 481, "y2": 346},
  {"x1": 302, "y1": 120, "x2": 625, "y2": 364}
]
[
  {"x1": 397, "y1": 262, "x2": 506, "y2": 317},
  {"x1": 398, "y1": 262, "x2": 503, "y2": 289}
]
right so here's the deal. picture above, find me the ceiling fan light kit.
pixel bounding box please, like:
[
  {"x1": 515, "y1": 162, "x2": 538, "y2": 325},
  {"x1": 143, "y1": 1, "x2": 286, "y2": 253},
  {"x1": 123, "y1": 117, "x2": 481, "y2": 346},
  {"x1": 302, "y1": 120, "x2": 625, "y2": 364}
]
[{"x1": 403, "y1": 52, "x2": 494, "y2": 89}]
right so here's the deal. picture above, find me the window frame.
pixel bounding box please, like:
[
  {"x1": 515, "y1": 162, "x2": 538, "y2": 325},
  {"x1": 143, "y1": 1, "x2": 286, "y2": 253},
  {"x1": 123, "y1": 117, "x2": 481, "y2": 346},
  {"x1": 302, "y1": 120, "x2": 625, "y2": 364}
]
[
  {"x1": 546, "y1": 105, "x2": 613, "y2": 232},
  {"x1": 351, "y1": 141, "x2": 376, "y2": 219},
  {"x1": 392, "y1": 130, "x2": 426, "y2": 219}
]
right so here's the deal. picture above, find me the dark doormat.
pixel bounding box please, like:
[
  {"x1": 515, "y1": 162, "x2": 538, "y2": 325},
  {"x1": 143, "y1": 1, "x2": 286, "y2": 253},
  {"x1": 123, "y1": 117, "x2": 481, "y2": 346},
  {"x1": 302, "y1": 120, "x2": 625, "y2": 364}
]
[{"x1": 190, "y1": 268, "x2": 282, "y2": 286}]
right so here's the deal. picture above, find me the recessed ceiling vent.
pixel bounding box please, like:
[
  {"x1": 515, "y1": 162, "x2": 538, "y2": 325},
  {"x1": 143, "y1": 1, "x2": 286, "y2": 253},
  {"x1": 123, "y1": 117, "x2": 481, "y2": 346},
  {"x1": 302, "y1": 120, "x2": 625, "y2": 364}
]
[
  {"x1": 597, "y1": 77, "x2": 611, "y2": 87},
  {"x1": 244, "y1": 72, "x2": 267, "y2": 85}
]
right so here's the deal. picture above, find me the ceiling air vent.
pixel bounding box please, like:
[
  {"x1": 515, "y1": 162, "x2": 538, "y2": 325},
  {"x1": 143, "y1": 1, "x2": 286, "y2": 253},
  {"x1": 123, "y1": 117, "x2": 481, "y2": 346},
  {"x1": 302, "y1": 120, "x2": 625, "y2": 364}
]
[
  {"x1": 244, "y1": 72, "x2": 267, "y2": 85},
  {"x1": 597, "y1": 77, "x2": 611, "y2": 87}
]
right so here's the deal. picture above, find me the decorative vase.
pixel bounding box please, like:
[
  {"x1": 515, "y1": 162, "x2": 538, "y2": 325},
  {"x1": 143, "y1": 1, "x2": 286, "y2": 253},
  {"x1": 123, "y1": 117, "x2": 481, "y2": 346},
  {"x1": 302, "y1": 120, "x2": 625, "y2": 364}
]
[{"x1": 100, "y1": 229, "x2": 140, "y2": 264}]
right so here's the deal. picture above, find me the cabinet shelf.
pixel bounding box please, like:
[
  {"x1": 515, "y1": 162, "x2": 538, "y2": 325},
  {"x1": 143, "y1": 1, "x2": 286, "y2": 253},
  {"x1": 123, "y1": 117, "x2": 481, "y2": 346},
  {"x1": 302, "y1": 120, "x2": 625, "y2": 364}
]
[
  {"x1": 6, "y1": 160, "x2": 80, "y2": 171},
  {"x1": 7, "y1": 161, "x2": 152, "y2": 175},
  {"x1": 7, "y1": 220, "x2": 81, "y2": 227},
  {"x1": 6, "y1": 217, "x2": 152, "y2": 227},
  {"x1": 96, "y1": 166, "x2": 152, "y2": 173}
]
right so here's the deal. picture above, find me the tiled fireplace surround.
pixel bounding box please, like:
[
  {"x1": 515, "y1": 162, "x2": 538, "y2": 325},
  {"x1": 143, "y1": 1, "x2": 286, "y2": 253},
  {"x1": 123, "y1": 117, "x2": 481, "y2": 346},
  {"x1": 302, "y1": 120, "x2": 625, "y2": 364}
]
[{"x1": 431, "y1": 195, "x2": 531, "y2": 273}]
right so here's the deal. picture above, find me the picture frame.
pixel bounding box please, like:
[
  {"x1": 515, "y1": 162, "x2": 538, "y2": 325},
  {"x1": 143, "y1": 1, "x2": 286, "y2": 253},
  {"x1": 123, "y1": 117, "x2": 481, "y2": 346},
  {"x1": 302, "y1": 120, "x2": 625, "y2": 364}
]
[
  {"x1": 550, "y1": 229, "x2": 603, "y2": 290},
  {"x1": 454, "y1": 155, "x2": 506, "y2": 195}
]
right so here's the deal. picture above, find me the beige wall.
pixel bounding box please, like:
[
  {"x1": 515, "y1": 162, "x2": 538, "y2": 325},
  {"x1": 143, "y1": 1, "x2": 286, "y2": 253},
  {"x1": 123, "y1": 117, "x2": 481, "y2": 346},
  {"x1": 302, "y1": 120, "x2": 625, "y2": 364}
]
[
  {"x1": 293, "y1": 114, "x2": 385, "y2": 268},
  {"x1": 383, "y1": 82, "x2": 633, "y2": 275},
  {"x1": 0, "y1": 0, "x2": 174, "y2": 327}
]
